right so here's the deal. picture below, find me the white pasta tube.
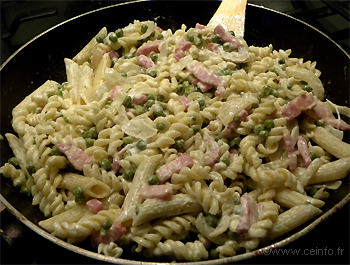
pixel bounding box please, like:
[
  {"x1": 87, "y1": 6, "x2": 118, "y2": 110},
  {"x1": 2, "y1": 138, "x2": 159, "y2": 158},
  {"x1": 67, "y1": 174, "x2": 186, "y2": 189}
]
[
  {"x1": 59, "y1": 173, "x2": 111, "y2": 198},
  {"x1": 265, "y1": 204, "x2": 322, "y2": 242},
  {"x1": 117, "y1": 154, "x2": 162, "y2": 224},
  {"x1": 307, "y1": 156, "x2": 350, "y2": 184},
  {"x1": 311, "y1": 127, "x2": 350, "y2": 158},
  {"x1": 133, "y1": 194, "x2": 202, "y2": 226},
  {"x1": 274, "y1": 188, "x2": 325, "y2": 208}
]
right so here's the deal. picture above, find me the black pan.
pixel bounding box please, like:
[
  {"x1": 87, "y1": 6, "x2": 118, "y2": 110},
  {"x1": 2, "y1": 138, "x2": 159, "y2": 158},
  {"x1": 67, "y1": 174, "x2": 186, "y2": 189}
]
[{"x1": 1, "y1": 1, "x2": 349, "y2": 264}]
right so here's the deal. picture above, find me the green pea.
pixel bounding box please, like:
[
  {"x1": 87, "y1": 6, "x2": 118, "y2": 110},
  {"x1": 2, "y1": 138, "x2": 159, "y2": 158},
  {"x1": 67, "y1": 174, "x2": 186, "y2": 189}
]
[
  {"x1": 310, "y1": 152, "x2": 318, "y2": 161},
  {"x1": 177, "y1": 83, "x2": 186, "y2": 95},
  {"x1": 13, "y1": 178, "x2": 24, "y2": 188},
  {"x1": 109, "y1": 32, "x2": 118, "y2": 42},
  {"x1": 195, "y1": 98, "x2": 205, "y2": 110},
  {"x1": 123, "y1": 136, "x2": 134, "y2": 146},
  {"x1": 278, "y1": 58, "x2": 286, "y2": 64},
  {"x1": 148, "y1": 175, "x2": 161, "y2": 185},
  {"x1": 150, "y1": 53, "x2": 158, "y2": 62},
  {"x1": 90, "y1": 128, "x2": 98, "y2": 139},
  {"x1": 233, "y1": 196, "x2": 241, "y2": 205},
  {"x1": 221, "y1": 157, "x2": 230, "y2": 166},
  {"x1": 259, "y1": 130, "x2": 270, "y2": 140},
  {"x1": 123, "y1": 53, "x2": 134, "y2": 59},
  {"x1": 146, "y1": 68, "x2": 157, "y2": 77},
  {"x1": 47, "y1": 91, "x2": 55, "y2": 98},
  {"x1": 287, "y1": 83, "x2": 293, "y2": 90},
  {"x1": 102, "y1": 219, "x2": 112, "y2": 230},
  {"x1": 85, "y1": 138, "x2": 95, "y2": 148},
  {"x1": 204, "y1": 213, "x2": 219, "y2": 228},
  {"x1": 309, "y1": 187, "x2": 318, "y2": 197},
  {"x1": 123, "y1": 96, "x2": 133, "y2": 108},
  {"x1": 147, "y1": 94, "x2": 156, "y2": 101},
  {"x1": 96, "y1": 34, "x2": 106, "y2": 43},
  {"x1": 269, "y1": 67, "x2": 277, "y2": 73},
  {"x1": 186, "y1": 34, "x2": 195, "y2": 42},
  {"x1": 263, "y1": 119, "x2": 275, "y2": 131},
  {"x1": 223, "y1": 42, "x2": 234, "y2": 52},
  {"x1": 75, "y1": 196, "x2": 85, "y2": 204},
  {"x1": 56, "y1": 90, "x2": 63, "y2": 97},
  {"x1": 229, "y1": 137, "x2": 241, "y2": 147},
  {"x1": 174, "y1": 139, "x2": 185, "y2": 151},
  {"x1": 26, "y1": 162, "x2": 36, "y2": 175},
  {"x1": 100, "y1": 229, "x2": 108, "y2": 237},
  {"x1": 33, "y1": 107, "x2": 42, "y2": 114},
  {"x1": 192, "y1": 124, "x2": 201, "y2": 134},
  {"x1": 145, "y1": 99, "x2": 155, "y2": 108},
  {"x1": 118, "y1": 235, "x2": 132, "y2": 248},
  {"x1": 157, "y1": 95, "x2": 164, "y2": 102},
  {"x1": 262, "y1": 85, "x2": 273, "y2": 96},
  {"x1": 212, "y1": 34, "x2": 223, "y2": 44},
  {"x1": 135, "y1": 105, "x2": 146, "y2": 115},
  {"x1": 63, "y1": 116, "x2": 69, "y2": 123},
  {"x1": 213, "y1": 135, "x2": 220, "y2": 142},
  {"x1": 141, "y1": 24, "x2": 148, "y2": 33},
  {"x1": 123, "y1": 150, "x2": 132, "y2": 159},
  {"x1": 210, "y1": 249, "x2": 219, "y2": 259},
  {"x1": 154, "y1": 107, "x2": 165, "y2": 117},
  {"x1": 227, "y1": 230, "x2": 239, "y2": 240},
  {"x1": 194, "y1": 37, "x2": 203, "y2": 48},
  {"x1": 254, "y1": 124, "x2": 265, "y2": 135},
  {"x1": 100, "y1": 157, "x2": 113, "y2": 170},
  {"x1": 82, "y1": 130, "x2": 93, "y2": 139},
  {"x1": 302, "y1": 85, "x2": 313, "y2": 92},
  {"x1": 73, "y1": 186, "x2": 84, "y2": 197},
  {"x1": 156, "y1": 34, "x2": 164, "y2": 40},
  {"x1": 228, "y1": 30, "x2": 235, "y2": 36},
  {"x1": 20, "y1": 185, "x2": 31, "y2": 196},
  {"x1": 105, "y1": 101, "x2": 112, "y2": 109},
  {"x1": 115, "y1": 28, "x2": 124, "y2": 38},
  {"x1": 191, "y1": 115, "x2": 197, "y2": 121},
  {"x1": 50, "y1": 146, "x2": 62, "y2": 156},
  {"x1": 320, "y1": 190, "x2": 330, "y2": 200},
  {"x1": 233, "y1": 115, "x2": 241, "y2": 121},
  {"x1": 120, "y1": 72, "x2": 127, "y2": 77},
  {"x1": 136, "y1": 140, "x2": 147, "y2": 150},
  {"x1": 123, "y1": 168, "x2": 136, "y2": 181},
  {"x1": 315, "y1": 120, "x2": 324, "y2": 126},
  {"x1": 8, "y1": 157, "x2": 19, "y2": 168},
  {"x1": 156, "y1": 122, "x2": 166, "y2": 131}
]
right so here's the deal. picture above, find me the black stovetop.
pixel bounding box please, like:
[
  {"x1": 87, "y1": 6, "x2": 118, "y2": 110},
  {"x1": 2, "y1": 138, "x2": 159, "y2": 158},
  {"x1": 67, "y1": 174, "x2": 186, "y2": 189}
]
[{"x1": 1, "y1": 1, "x2": 349, "y2": 264}]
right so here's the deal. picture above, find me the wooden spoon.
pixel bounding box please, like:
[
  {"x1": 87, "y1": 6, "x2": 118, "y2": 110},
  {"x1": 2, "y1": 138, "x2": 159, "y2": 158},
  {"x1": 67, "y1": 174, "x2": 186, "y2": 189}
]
[{"x1": 208, "y1": 0, "x2": 247, "y2": 37}]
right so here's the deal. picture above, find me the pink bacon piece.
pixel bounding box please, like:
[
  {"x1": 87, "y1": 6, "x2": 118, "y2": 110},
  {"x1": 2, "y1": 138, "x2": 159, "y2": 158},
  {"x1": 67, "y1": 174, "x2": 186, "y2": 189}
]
[
  {"x1": 304, "y1": 103, "x2": 350, "y2": 131},
  {"x1": 86, "y1": 199, "x2": 104, "y2": 214},
  {"x1": 133, "y1": 94, "x2": 147, "y2": 105},
  {"x1": 136, "y1": 40, "x2": 162, "y2": 56},
  {"x1": 108, "y1": 50, "x2": 119, "y2": 61},
  {"x1": 156, "y1": 154, "x2": 194, "y2": 183},
  {"x1": 208, "y1": 42, "x2": 221, "y2": 54},
  {"x1": 282, "y1": 93, "x2": 316, "y2": 121},
  {"x1": 111, "y1": 156, "x2": 121, "y2": 173},
  {"x1": 179, "y1": 96, "x2": 191, "y2": 111},
  {"x1": 140, "y1": 184, "x2": 173, "y2": 200},
  {"x1": 282, "y1": 129, "x2": 297, "y2": 170},
  {"x1": 195, "y1": 23, "x2": 206, "y2": 29},
  {"x1": 174, "y1": 40, "x2": 192, "y2": 61},
  {"x1": 154, "y1": 26, "x2": 163, "y2": 33},
  {"x1": 91, "y1": 221, "x2": 127, "y2": 248},
  {"x1": 110, "y1": 85, "x2": 121, "y2": 101},
  {"x1": 187, "y1": 61, "x2": 223, "y2": 92},
  {"x1": 297, "y1": 136, "x2": 312, "y2": 167},
  {"x1": 222, "y1": 110, "x2": 249, "y2": 136},
  {"x1": 236, "y1": 193, "x2": 259, "y2": 235},
  {"x1": 204, "y1": 134, "x2": 220, "y2": 167},
  {"x1": 137, "y1": 54, "x2": 155, "y2": 69},
  {"x1": 214, "y1": 24, "x2": 240, "y2": 49},
  {"x1": 57, "y1": 142, "x2": 93, "y2": 171}
]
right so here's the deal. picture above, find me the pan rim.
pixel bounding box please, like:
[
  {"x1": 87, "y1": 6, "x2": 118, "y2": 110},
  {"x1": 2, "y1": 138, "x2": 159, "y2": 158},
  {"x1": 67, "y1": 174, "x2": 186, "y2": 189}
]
[{"x1": 1, "y1": 1, "x2": 349, "y2": 264}]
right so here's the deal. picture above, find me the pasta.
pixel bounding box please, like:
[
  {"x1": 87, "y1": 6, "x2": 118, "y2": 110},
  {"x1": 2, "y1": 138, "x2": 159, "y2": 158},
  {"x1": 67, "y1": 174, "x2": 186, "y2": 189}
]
[{"x1": 1, "y1": 19, "x2": 350, "y2": 262}]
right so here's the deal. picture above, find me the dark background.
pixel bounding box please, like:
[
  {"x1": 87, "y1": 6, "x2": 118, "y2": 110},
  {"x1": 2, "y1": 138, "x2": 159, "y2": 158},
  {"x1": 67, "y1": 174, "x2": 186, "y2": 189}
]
[{"x1": 1, "y1": 1, "x2": 349, "y2": 264}]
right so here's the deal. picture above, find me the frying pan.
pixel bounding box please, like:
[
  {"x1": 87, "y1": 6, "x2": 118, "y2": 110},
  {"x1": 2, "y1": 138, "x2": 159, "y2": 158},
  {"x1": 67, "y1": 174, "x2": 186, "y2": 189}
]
[{"x1": 1, "y1": 1, "x2": 349, "y2": 264}]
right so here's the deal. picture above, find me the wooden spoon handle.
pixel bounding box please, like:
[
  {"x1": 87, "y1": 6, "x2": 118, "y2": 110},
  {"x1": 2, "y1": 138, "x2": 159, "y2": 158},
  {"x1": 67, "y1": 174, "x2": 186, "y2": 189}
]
[{"x1": 208, "y1": 0, "x2": 247, "y2": 37}]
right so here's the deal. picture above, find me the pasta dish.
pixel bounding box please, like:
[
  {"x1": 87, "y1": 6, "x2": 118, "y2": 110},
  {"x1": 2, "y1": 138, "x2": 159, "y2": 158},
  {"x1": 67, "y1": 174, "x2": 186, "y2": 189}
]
[{"x1": 1, "y1": 20, "x2": 350, "y2": 261}]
